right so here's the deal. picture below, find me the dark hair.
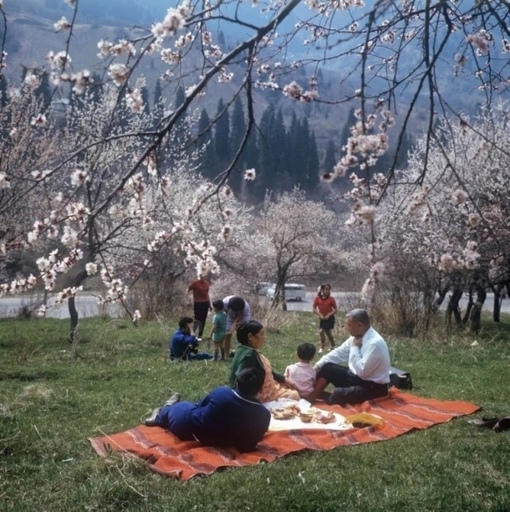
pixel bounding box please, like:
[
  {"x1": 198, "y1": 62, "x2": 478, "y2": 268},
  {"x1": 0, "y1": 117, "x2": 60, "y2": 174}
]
[
  {"x1": 228, "y1": 296, "x2": 245, "y2": 312},
  {"x1": 317, "y1": 283, "x2": 331, "y2": 298},
  {"x1": 346, "y1": 308, "x2": 371, "y2": 326},
  {"x1": 212, "y1": 299, "x2": 224, "y2": 310},
  {"x1": 236, "y1": 320, "x2": 264, "y2": 346},
  {"x1": 178, "y1": 316, "x2": 194, "y2": 330},
  {"x1": 297, "y1": 342, "x2": 316, "y2": 362},
  {"x1": 236, "y1": 367, "x2": 264, "y2": 396}
]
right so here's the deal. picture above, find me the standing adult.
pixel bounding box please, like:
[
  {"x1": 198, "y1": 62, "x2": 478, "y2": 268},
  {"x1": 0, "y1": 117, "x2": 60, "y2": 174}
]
[
  {"x1": 312, "y1": 283, "x2": 337, "y2": 353},
  {"x1": 222, "y1": 295, "x2": 251, "y2": 357},
  {"x1": 310, "y1": 308, "x2": 391, "y2": 405},
  {"x1": 187, "y1": 273, "x2": 211, "y2": 337}
]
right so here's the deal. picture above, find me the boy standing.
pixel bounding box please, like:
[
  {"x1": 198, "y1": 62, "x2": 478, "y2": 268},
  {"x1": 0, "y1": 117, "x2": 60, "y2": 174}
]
[{"x1": 208, "y1": 300, "x2": 227, "y2": 360}]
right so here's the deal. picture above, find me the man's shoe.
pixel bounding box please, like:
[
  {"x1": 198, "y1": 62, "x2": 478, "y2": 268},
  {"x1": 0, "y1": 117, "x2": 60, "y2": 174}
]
[
  {"x1": 145, "y1": 407, "x2": 161, "y2": 427},
  {"x1": 318, "y1": 347, "x2": 324, "y2": 354},
  {"x1": 164, "y1": 392, "x2": 181, "y2": 407}
]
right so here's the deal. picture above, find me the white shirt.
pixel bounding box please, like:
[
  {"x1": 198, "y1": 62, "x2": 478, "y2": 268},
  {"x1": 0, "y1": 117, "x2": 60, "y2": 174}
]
[
  {"x1": 284, "y1": 361, "x2": 316, "y2": 395},
  {"x1": 314, "y1": 327, "x2": 390, "y2": 384}
]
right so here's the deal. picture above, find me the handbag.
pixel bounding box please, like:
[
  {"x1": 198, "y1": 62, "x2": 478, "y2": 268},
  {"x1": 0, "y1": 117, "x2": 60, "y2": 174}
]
[{"x1": 389, "y1": 367, "x2": 413, "y2": 390}]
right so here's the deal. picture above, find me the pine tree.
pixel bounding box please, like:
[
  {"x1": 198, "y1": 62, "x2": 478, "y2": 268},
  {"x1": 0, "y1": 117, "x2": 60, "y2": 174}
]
[
  {"x1": 171, "y1": 85, "x2": 190, "y2": 153},
  {"x1": 255, "y1": 105, "x2": 277, "y2": 199},
  {"x1": 229, "y1": 97, "x2": 246, "y2": 194},
  {"x1": 140, "y1": 85, "x2": 150, "y2": 116},
  {"x1": 197, "y1": 108, "x2": 217, "y2": 181},
  {"x1": 322, "y1": 139, "x2": 337, "y2": 174},
  {"x1": 0, "y1": 76, "x2": 8, "y2": 110},
  {"x1": 305, "y1": 131, "x2": 320, "y2": 191},
  {"x1": 34, "y1": 72, "x2": 52, "y2": 108},
  {"x1": 214, "y1": 98, "x2": 230, "y2": 165},
  {"x1": 153, "y1": 79, "x2": 163, "y2": 109},
  {"x1": 339, "y1": 107, "x2": 357, "y2": 155}
]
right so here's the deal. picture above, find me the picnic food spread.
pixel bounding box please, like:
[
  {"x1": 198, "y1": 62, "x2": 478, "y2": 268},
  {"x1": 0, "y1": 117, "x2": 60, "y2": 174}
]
[{"x1": 270, "y1": 404, "x2": 336, "y2": 424}]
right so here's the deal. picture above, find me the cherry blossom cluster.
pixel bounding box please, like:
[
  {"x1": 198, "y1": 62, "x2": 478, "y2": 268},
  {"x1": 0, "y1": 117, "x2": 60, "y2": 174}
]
[
  {"x1": 282, "y1": 80, "x2": 319, "y2": 103},
  {"x1": 151, "y1": 5, "x2": 188, "y2": 42},
  {"x1": 323, "y1": 105, "x2": 393, "y2": 183}
]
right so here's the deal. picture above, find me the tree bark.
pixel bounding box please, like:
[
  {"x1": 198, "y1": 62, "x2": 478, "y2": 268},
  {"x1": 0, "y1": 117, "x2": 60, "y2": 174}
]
[
  {"x1": 493, "y1": 286, "x2": 501, "y2": 323},
  {"x1": 445, "y1": 288, "x2": 463, "y2": 328},
  {"x1": 469, "y1": 287, "x2": 486, "y2": 333},
  {"x1": 68, "y1": 296, "x2": 79, "y2": 343}
]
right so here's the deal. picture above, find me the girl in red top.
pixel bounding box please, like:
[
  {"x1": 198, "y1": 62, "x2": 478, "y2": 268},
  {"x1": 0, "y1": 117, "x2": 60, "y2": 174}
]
[{"x1": 312, "y1": 284, "x2": 337, "y2": 353}]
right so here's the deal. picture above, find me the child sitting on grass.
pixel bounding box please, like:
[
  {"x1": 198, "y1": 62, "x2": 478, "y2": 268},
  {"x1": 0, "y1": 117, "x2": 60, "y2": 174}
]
[
  {"x1": 284, "y1": 342, "x2": 316, "y2": 401},
  {"x1": 207, "y1": 300, "x2": 227, "y2": 360}
]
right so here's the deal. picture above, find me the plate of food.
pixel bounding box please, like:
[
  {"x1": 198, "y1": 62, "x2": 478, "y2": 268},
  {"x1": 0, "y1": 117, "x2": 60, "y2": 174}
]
[{"x1": 266, "y1": 400, "x2": 353, "y2": 431}]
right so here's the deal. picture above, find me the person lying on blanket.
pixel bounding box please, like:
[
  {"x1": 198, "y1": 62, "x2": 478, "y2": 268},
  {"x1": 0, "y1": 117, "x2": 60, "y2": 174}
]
[
  {"x1": 308, "y1": 308, "x2": 391, "y2": 406},
  {"x1": 144, "y1": 368, "x2": 271, "y2": 452}
]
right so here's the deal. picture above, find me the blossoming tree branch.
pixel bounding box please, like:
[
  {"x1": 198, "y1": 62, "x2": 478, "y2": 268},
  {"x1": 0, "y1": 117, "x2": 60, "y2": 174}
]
[{"x1": 0, "y1": 0, "x2": 509, "y2": 336}]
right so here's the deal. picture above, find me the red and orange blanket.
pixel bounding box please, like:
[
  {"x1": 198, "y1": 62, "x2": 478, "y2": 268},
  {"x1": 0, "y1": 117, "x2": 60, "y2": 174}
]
[{"x1": 89, "y1": 389, "x2": 479, "y2": 481}]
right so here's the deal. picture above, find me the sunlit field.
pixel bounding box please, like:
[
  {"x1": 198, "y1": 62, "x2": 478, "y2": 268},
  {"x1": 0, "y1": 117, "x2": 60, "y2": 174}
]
[{"x1": 1, "y1": 313, "x2": 509, "y2": 511}]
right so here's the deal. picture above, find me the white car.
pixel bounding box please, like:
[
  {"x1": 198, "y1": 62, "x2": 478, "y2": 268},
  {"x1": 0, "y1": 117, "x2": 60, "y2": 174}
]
[
  {"x1": 267, "y1": 283, "x2": 306, "y2": 302},
  {"x1": 255, "y1": 282, "x2": 273, "y2": 296}
]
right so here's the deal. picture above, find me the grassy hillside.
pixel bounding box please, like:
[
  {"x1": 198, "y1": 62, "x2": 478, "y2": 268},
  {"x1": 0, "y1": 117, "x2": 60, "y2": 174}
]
[{"x1": 1, "y1": 313, "x2": 509, "y2": 510}]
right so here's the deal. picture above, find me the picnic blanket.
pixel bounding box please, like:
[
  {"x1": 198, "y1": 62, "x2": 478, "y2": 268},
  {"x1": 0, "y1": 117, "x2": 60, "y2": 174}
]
[{"x1": 88, "y1": 389, "x2": 479, "y2": 480}]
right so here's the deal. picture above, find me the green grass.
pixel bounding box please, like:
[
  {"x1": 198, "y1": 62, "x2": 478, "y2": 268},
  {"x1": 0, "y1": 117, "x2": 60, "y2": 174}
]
[{"x1": 1, "y1": 313, "x2": 509, "y2": 511}]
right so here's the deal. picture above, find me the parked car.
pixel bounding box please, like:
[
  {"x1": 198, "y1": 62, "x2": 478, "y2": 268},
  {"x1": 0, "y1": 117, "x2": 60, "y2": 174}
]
[
  {"x1": 255, "y1": 282, "x2": 273, "y2": 296},
  {"x1": 267, "y1": 283, "x2": 306, "y2": 302}
]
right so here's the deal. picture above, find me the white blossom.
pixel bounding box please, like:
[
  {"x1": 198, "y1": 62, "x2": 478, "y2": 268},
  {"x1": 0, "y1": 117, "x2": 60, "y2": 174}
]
[
  {"x1": 54, "y1": 16, "x2": 71, "y2": 31},
  {"x1": 108, "y1": 64, "x2": 129, "y2": 86},
  {"x1": 244, "y1": 169, "x2": 256, "y2": 181},
  {"x1": 86, "y1": 263, "x2": 98, "y2": 276}
]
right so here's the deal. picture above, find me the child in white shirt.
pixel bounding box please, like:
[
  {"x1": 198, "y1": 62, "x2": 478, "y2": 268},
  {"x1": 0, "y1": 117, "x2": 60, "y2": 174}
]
[{"x1": 284, "y1": 342, "x2": 316, "y2": 400}]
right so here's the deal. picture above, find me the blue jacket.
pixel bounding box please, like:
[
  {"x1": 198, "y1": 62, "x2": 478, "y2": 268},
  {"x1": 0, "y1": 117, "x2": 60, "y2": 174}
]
[
  {"x1": 169, "y1": 329, "x2": 198, "y2": 360},
  {"x1": 156, "y1": 386, "x2": 271, "y2": 452}
]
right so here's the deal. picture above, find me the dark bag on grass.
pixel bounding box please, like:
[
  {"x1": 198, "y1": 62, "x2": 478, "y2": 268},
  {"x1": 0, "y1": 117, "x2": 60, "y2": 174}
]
[{"x1": 389, "y1": 367, "x2": 413, "y2": 390}]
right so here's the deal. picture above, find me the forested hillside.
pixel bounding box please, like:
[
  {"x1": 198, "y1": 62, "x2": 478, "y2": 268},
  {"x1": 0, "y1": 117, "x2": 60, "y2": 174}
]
[{"x1": 0, "y1": 0, "x2": 479, "y2": 203}]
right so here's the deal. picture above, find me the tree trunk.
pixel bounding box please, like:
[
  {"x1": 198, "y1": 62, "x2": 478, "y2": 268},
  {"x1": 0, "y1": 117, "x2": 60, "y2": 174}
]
[
  {"x1": 445, "y1": 288, "x2": 463, "y2": 328},
  {"x1": 462, "y1": 288, "x2": 474, "y2": 326},
  {"x1": 493, "y1": 288, "x2": 501, "y2": 323},
  {"x1": 469, "y1": 287, "x2": 486, "y2": 333},
  {"x1": 67, "y1": 269, "x2": 88, "y2": 343},
  {"x1": 68, "y1": 296, "x2": 79, "y2": 343}
]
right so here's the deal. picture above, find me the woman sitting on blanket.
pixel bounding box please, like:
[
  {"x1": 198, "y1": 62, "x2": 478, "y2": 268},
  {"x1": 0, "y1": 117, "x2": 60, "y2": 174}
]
[{"x1": 229, "y1": 320, "x2": 300, "y2": 403}]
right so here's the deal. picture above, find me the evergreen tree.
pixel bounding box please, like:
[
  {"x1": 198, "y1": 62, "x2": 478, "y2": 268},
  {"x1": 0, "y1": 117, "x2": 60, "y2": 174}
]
[
  {"x1": 255, "y1": 105, "x2": 277, "y2": 199},
  {"x1": 322, "y1": 139, "x2": 337, "y2": 174},
  {"x1": 153, "y1": 79, "x2": 163, "y2": 109},
  {"x1": 396, "y1": 131, "x2": 412, "y2": 169},
  {"x1": 174, "y1": 84, "x2": 185, "y2": 110},
  {"x1": 34, "y1": 72, "x2": 52, "y2": 108},
  {"x1": 285, "y1": 113, "x2": 302, "y2": 184},
  {"x1": 305, "y1": 131, "x2": 320, "y2": 191},
  {"x1": 0, "y1": 76, "x2": 8, "y2": 110},
  {"x1": 197, "y1": 108, "x2": 217, "y2": 181},
  {"x1": 272, "y1": 108, "x2": 288, "y2": 191},
  {"x1": 229, "y1": 97, "x2": 246, "y2": 194},
  {"x1": 339, "y1": 107, "x2": 357, "y2": 155},
  {"x1": 214, "y1": 98, "x2": 230, "y2": 164},
  {"x1": 218, "y1": 30, "x2": 227, "y2": 49},
  {"x1": 171, "y1": 85, "x2": 190, "y2": 153},
  {"x1": 294, "y1": 117, "x2": 313, "y2": 188},
  {"x1": 140, "y1": 85, "x2": 150, "y2": 116}
]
